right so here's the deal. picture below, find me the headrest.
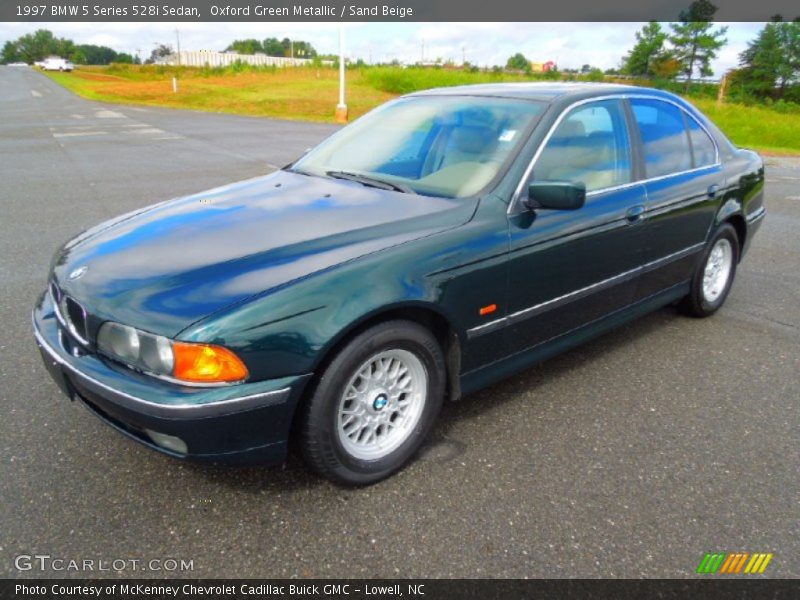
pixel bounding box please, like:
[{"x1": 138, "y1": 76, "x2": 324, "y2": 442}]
[
  {"x1": 554, "y1": 120, "x2": 586, "y2": 140},
  {"x1": 450, "y1": 126, "x2": 496, "y2": 154}
]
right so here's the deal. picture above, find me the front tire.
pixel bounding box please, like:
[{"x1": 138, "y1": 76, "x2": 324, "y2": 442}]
[
  {"x1": 300, "y1": 320, "x2": 446, "y2": 485},
  {"x1": 680, "y1": 223, "x2": 739, "y2": 318}
]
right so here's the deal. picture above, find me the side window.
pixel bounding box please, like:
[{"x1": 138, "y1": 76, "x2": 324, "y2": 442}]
[
  {"x1": 534, "y1": 99, "x2": 631, "y2": 193},
  {"x1": 630, "y1": 99, "x2": 692, "y2": 178},
  {"x1": 687, "y1": 115, "x2": 717, "y2": 167}
]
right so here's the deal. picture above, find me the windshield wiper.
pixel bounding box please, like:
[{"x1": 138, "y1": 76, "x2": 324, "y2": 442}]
[{"x1": 326, "y1": 171, "x2": 416, "y2": 195}]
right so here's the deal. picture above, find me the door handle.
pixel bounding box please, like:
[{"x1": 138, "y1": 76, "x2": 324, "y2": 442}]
[
  {"x1": 707, "y1": 184, "x2": 720, "y2": 198},
  {"x1": 626, "y1": 205, "x2": 646, "y2": 223}
]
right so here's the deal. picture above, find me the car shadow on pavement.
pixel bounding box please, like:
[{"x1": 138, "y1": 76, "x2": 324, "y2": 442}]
[{"x1": 418, "y1": 305, "x2": 683, "y2": 462}]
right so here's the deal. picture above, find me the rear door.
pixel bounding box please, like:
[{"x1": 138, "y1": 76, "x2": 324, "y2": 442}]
[{"x1": 628, "y1": 98, "x2": 725, "y2": 299}]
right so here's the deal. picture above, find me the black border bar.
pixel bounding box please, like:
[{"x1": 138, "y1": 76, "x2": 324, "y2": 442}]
[
  {"x1": 3, "y1": 0, "x2": 800, "y2": 22},
  {"x1": 2, "y1": 579, "x2": 800, "y2": 600}
]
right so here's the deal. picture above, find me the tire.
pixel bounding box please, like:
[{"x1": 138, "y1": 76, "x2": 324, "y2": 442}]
[
  {"x1": 300, "y1": 320, "x2": 446, "y2": 485},
  {"x1": 679, "y1": 223, "x2": 740, "y2": 318}
]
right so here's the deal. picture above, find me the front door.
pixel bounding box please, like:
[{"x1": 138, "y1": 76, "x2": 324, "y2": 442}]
[{"x1": 505, "y1": 98, "x2": 649, "y2": 356}]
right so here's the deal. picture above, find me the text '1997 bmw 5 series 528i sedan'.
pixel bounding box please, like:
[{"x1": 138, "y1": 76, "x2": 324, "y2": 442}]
[{"x1": 33, "y1": 83, "x2": 765, "y2": 485}]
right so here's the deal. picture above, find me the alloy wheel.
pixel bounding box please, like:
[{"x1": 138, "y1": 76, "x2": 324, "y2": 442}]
[{"x1": 336, "y1": 349, "x2": 427, "y2": 461}]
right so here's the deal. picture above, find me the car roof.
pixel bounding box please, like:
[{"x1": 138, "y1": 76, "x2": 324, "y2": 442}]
[
  {"x1": 408, "y1": 82, "x2": 678, "y2": 103},
  {"x1": 408, "y1": 82, "x2": 737, "y2": 162}
]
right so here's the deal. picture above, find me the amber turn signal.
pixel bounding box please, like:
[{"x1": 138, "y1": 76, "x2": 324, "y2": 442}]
[
  {"x1": 172, "y1": 342, "x2": 249, "y2": 383},
  {"x1": 479, "y1": 303, "x2": 497, "y2": 316}
]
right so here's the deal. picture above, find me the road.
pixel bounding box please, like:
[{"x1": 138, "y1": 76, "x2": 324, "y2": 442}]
[{"x1": 1, "y1": 66, "x2": 798, "y2": 579}]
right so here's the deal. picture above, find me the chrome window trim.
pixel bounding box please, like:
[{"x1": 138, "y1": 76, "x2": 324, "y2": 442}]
[
  {"x1": 508, "y1": 93, "x2": 721, "y2": 214},
  {"x1": 467, "y1": 242, "x2": 705, "y2": 338},
  {"x1": 33, "y1": 315, "x2": 292, "y2": 418}
]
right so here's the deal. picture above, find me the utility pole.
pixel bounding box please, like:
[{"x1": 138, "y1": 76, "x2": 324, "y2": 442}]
[
  {"x1": 335, "y1": 27, "x2": 348, "y2": 123},
  {"x1": 717, "y1": 71, "x2": 730, "y2": 104},
  {"x1": 290, "y1": 39, "x2": 294, "y2": 59},
  {"x1": 175, "y1": 28, "x2": 181, "y2": 65}
]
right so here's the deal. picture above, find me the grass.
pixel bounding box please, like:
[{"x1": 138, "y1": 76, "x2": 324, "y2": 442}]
[
  {"x1": 689, "y1": 98, "x2": 800, "y2": 156},
  {"x1": 46, "y1": 65, "x2": 395, "y2": 122},
  {"x1": 45, "y1": 64, "x2": 800, "y2": 155}
]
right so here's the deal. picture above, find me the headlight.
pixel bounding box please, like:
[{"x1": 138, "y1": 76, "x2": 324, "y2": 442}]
[
  {"x1": 97, "y1": 322, "x2": 248, "y2": 384},
  {"x1": 98, "y1": 322, "x2": 142, "y2": 364}
]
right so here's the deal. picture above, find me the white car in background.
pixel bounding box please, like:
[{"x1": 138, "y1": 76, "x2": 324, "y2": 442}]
[{"x1": 40, "y1": 57, "x2": 73, "y2": 71}]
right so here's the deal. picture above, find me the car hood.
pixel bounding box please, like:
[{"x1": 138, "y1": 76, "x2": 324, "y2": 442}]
[{"x1": 52, "y1": 170, "x2": 475, "y2": 336}]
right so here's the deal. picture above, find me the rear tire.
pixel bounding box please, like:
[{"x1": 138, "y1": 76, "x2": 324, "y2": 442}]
[
  {"x1": 300, "y1": 320, "x2": 446, "y2": 486},
  {"x1": 679, "y1": 223, "x2": 739, "y2": 318}
]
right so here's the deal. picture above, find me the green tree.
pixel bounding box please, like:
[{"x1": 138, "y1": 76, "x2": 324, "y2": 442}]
[
  {"x1": 263, "y1": 37, "x2": 285, "y2": 56},
  {"x1": 146, "y1": 44, "x2": 173, "y2": 64},
  {"x1": 2, "y1": 29, "x2": 137, "y2": 65},
  {"x1": 669, "y1": 0, "x2": 728, "y2": 85},
  {"x1": 506, "y1": 52, "x2": 530, "y2": 72},
  {"x1": 738, "y1": 20, "x2": 800, "y2": 99},
  {"x1": 225, "y1": 39, "x2": 263, "y2": 54},
  {"x1": 15, "y1": 29, "x2": 64, "y2": 62},
  {"x1": 622, "y1": 21, "x2": 668, "y2": 77},
  {"x1": 650, "y1": 53, "x2": 682, "y2": 79},
  {"x1": 70, "y1": 48, "x2": 87, "y2": 65},
  {"x1": 73, "y1": 44, "x2": 118, "y2": 65},
  {"x1": 56, "y1": 37, "x2": 75, "y2": 60},
  {"x1": 291, "y1": 40, "x2": 317, "y2": 58},
  {"x1": 1, "y1": 40, "x2": 21, "y2": 63}
]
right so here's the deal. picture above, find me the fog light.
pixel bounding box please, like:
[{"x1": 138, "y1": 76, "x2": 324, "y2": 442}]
[{"x1": 144, "y1": 429, "x2": 188, "y2": 454}]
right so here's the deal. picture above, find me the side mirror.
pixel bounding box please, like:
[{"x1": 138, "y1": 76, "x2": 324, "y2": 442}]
[{"x1": 524, "y1": 181, "x2": 586, "y2": 211}]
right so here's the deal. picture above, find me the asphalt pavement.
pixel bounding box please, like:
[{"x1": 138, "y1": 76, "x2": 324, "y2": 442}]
[{"x1": 1, "y1": 66, "x2": 798, "y2": 578}]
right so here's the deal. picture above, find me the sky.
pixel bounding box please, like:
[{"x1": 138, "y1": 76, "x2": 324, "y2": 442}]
[{"x1": 0, "y1": 21, "x2": 765, "y2": 75}]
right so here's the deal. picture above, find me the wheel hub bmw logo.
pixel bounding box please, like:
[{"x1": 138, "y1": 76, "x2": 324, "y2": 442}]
[
  {"x1": 373, "y1": 394, "x2": 388, "y2": 411},
  {"x1": 68, "y1": 266, "x2": 88, "y2": 280}
]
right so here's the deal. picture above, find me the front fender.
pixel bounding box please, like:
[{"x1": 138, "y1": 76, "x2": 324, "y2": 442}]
[
  {"x1": 177, "y1": 241, "x2": 460, "y2": 382},
  {"x1": 177, "y1": 194, "x2": 510, "y2": 383}
]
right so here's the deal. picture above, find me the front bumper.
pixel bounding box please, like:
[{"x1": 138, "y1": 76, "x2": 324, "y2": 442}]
[{"x1": 33, "y1": 292, "x2": 312, "y2": 464}]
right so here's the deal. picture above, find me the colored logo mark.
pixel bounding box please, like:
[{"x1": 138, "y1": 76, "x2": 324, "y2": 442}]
[{"x1": 697, "y1": 552, "x2": 773, "y2": 574}]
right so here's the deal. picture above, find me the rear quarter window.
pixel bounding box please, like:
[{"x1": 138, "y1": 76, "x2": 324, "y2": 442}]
[{"x1": 686, "y1": 116, "x2": 718, "y2": 167}]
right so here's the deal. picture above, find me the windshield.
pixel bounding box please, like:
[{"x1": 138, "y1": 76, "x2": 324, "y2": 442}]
[{"x1": 291, "y1": 95, "x2": 545, "y2": 198}]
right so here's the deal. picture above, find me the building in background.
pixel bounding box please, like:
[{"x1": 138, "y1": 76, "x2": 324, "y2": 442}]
[
  {"x1": 162, "y1": 50, "x2": 311, "y2": 67},
  {"x1": 530, "y1": 60, "x2": 556, "y2": 72}
]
